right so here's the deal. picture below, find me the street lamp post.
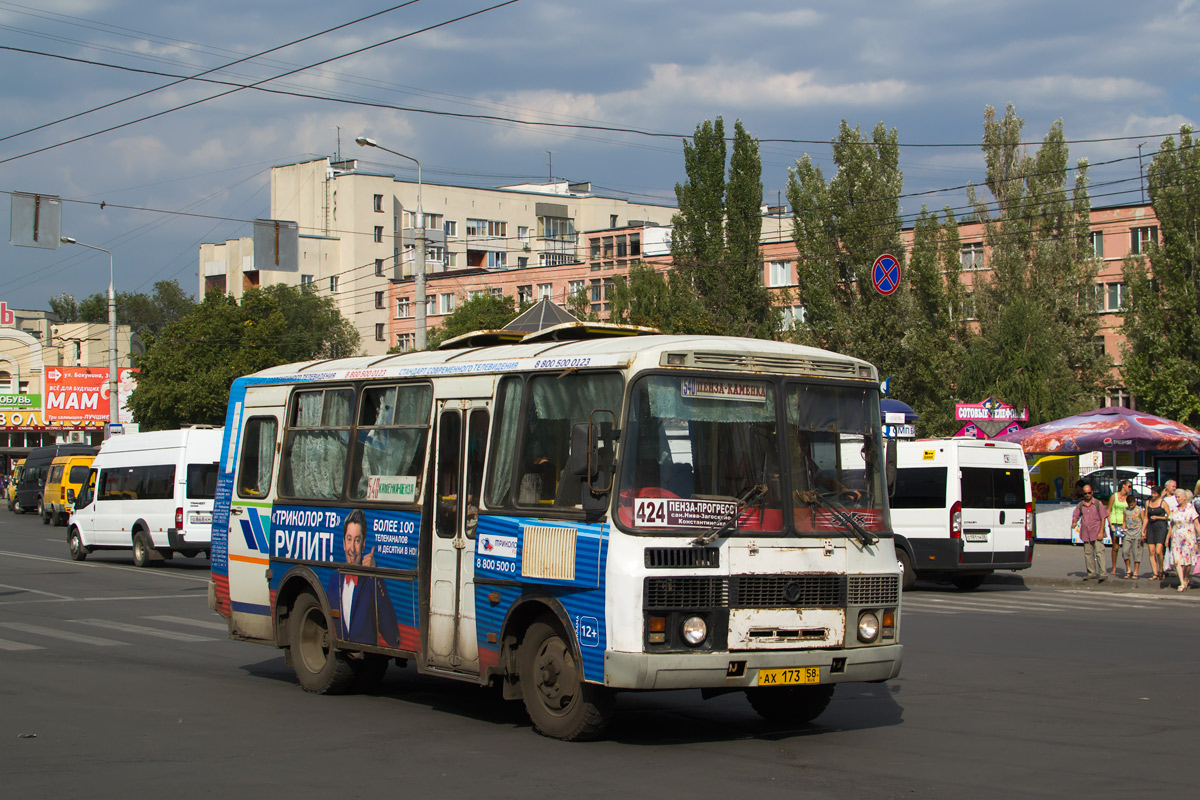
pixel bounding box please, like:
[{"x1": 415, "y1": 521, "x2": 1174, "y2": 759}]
[
  {"x1": 355, "y1": 136, "x2": 427, "y2": 351},
  {"x1": 60, "y1": 236, "x2": 119, "y2": 438}
]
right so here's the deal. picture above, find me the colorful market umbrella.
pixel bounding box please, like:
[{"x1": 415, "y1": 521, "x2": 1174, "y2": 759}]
[{"x1": 992, "y1": 406, "x2": 1200, "y2": 455}]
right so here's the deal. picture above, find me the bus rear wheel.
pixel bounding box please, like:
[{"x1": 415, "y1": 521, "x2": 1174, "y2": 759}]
[
  {"x1": 289, "y1": 592, "x2": 356, "y2": 695},
  {"x1": 67, "y1": 528, "x2": 88, "y2": 561},
  {"x1": 131, "y1": 531, "x2": 152, "y2": 567},
  {"x1": 519, "y1": 620, "x2": 612, "y2": 741},
  {"x1": 747, "y1": 684, "x2": 835, "y2": 724}
]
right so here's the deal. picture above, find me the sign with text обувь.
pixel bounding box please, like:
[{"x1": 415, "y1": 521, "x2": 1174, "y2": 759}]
[
  {"x1": 0, "y1": 394, "x2": 39, "y2": 409},
  {"x1": 955, "y1": 397, "x2": 1029, "y2": 422}
]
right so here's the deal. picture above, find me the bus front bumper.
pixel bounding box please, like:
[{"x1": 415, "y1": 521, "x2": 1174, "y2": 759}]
[{"x1": 603, "y1": 644, "x2": 903, "y2": 690}]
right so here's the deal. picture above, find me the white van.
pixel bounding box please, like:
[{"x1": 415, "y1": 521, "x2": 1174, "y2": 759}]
[
  {"x1": 66, "y1": 427, "x2": 223, "y2": 566},
  {"x1": 889, "y1": 438, "x2": 1034, "y2": 590}
]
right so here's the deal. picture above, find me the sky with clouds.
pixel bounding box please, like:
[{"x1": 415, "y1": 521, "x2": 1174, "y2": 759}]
[{"x1": 1, "y1": 0, "x2": 1196, "y2": 311}]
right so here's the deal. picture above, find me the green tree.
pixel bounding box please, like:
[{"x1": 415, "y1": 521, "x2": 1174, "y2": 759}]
[
  {"x1": 961, "y1": 104, "x2": 1107, "y2": 424},
  {"x1": 420, "y1": 293, "x2": 521, "y2": 350},
  {"x1": 54, "y1": 280, "x2": 196, "y2": 338},
  {"x1": 1120, "y1": 126, "x2": 1200, "y2": 426},
  {"x1": 671, "y1": 118, "x2": 778, "y2": 338},
  {"x1": 903, "y1": 206, "x2": 968, "y2": 435},
  {"x1": 787, "y1": 120, "x2": 909, "y2": 378},
  {"x1": 127, "y1": 284, "x2": 359, "y2": 429}
]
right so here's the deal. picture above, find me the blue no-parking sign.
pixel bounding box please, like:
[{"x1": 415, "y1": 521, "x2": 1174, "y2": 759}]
[{"x1": 871, "y1": 254, "x2": 900, "y2": 296}]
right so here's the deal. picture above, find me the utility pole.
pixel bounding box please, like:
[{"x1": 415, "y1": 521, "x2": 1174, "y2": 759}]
[{"x1": 1137, "y1": 142, "x2": 1147, "y2": 204}]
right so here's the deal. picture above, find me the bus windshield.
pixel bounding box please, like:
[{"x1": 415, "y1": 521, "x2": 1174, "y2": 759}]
[{"x1": 616, "y1": 374, "x2": 887, "y2": 537}]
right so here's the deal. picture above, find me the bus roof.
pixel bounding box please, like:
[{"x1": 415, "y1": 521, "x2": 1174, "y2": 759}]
[{"x1": 240, "y1": 333, "x2": 878, "y2": 384}]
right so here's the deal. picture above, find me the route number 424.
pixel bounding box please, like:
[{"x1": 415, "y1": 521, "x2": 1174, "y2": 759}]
[{"x1": 635, "y1": 499, "x2": 669, "y2": 526}]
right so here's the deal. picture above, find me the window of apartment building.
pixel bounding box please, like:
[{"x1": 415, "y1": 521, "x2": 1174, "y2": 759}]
[
  {"x1": 951, "y1": 293, "x2": 977, "y2": 321},
  {"x1": 330, "y1": 276, "x2": 339, "y2": 293},
  {"x1": 374, "y1": 226, "x2": 384, "y2": 243},
  {"x1": 590, "y1": 278, "x2": 602, "y2": 303},
  {"x1": 375, "y1": 323, "x2": 385, "y2": 341},
  {"x1": 487, "y1": 251, "x2": 507, "y2": 269},
  {"x1": 538, "y1": 282, "x2": 553, "y2": 300},
  {"x1": 374, "y1": 291, "x2": 385, "y2": 309},
  {"x1": 616, "y1": 236, "x2": 628, "y2": 258},
  {"x1": 590, "y1": 239, "x2": 601, "y2": 260},
  {"x1": 610, "y1": 214, "x2": 618, "y2": 228},
  {"x1": 518, "y1": 226, "x2": 530, "y2": 243},
  {"x1": 426, "y1": 296, "x2": 436, "y2": 317},
  {"x1": 539, "y1": 216, "x2": 575, "y2": 241},
  {"x1": 629, "y1": 233, "x2": 641, "y2": 257},
  {"x1": 568, "y1": 279, "x2": 585, "y2": 300},
  {"x1": 444, "y1": 251, "x2": 458, "y2": 269},
  {"x1": 373, "y1": 194, "x2": 384, "y2": 212},
  {"x1": 1105, "y1": 282, "x2": 1127, "y2": 311},
  {"x1": 404, "y1": 211, "x2": 443, "y2": 230},
  {"x1": 300, "y1": 274, "x2": 313, "y2": 285},
  {"x1": 397, "y1": 298, "x2": 410, "y2": 318},
  {"x1": 1106, "y1": 388, "x2": 1132, "y2": 409},
  {"x1": 603, "y1": 277, "x2": 615, "y2": 303},
  {"x1": 961, "y1": 242, "x2": 985, "y2": 270},
  {"x1": 781, "y1": 305, "x2": 807, "y2": 331},
  {"x1": 1087, "y1": 283, "x2": 1104, "y2": 313},
  {"x1": 469, "y1": 289, "x2": 484, "y2": 301},
  {"x1": 1130, "y1": 226, "x2": 1158, "y2": 254},
  {"x1": 396, "y1": 333, "x2": 415, "y2": 352},
  {"x1": 1090, "y1": 230, "x2": 1104, "y2": 259},
  {"x1": 439, "y1": 293, "x2": 455, "y2": 315},
  {"x1": 602, "y1": 236, "x2": 614, "y2": 259},
  {"x1": 540, "y1": 252, "x2": 573, "y2": 267},
  {"x1": 427, "y1": 245, "x2": 444, "y2": 263},
  {"x1": 518, "y1": 285, "x2": 533, "y2": 304},
  {"x1": 768, "y1": 260, "x2": 791, "y2": 287},
  {"x1": 466, "y1": 218, "x2": 506, "y2": 237},
  {"x1": 490, "y1": 287, "x2": 503, "y2": 299},
  {"x1": 518, "y1": 257, "x2": 529, "y2": 269},
  {"x1": 443, "y1": 220, "x2": 457, "y2": 237},
  {"x1": 375, "y1": 258, "x2": 385, "y2": 277}
]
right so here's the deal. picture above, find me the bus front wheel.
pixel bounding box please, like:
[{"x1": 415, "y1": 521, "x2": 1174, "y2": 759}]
[
  {"x1": 519, "y1": 620, "x2": 612, "y2": 741},
  {"x1": 747, "y1": 684, "x2": 835, "y2": 724},
  {"x1": 289, "y1": 592, "x2": 356, "y2": 695}
]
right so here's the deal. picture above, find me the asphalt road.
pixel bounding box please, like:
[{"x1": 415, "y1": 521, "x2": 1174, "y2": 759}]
[{"x1": 1, "y1": 511, "x2": 1196, "y2": 799}]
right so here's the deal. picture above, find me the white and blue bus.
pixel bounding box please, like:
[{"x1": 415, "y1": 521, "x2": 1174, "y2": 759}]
[{"x1": 209, "y1": 324, "x2": 903, "y2": 740}]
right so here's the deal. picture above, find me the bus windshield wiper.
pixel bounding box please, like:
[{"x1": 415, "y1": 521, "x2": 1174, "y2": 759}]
[
  {"x1": 690, "y1": 483, "x2": 768, "y2": 547},
  {"x1": 796, "y1": 489, "x2": 879, "y2": 547}
]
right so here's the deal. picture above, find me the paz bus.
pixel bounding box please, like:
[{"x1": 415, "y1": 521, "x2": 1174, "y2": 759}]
[{"x1": 209, "y1": 324, "x2": 903, "y2": 740}]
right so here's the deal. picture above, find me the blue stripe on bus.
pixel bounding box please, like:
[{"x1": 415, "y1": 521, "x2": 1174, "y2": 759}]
[{"x1": 231, "y1": 601, "x2": 270, "y2": 615}]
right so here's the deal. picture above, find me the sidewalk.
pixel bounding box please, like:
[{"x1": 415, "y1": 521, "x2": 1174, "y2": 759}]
[{"x1": 977, "y1": 541, "x2": 1196, "y2": 593}]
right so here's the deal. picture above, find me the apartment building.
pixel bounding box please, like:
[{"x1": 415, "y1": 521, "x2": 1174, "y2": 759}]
[{"x1": 200, "y1": 157, "x2": 675, "y2": 354}]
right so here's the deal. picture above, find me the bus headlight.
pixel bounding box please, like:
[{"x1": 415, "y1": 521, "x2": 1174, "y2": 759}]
[
  {"x1": 681, "y1": 616, "x2": 707, "y2": 646},
  {"x1": 857, "y1": 611, "x2": 880, "y2": 643}
]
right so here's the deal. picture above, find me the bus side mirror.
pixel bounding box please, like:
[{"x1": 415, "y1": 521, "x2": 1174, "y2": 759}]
[{"x1": 886, "y1": 438, "x2": 897, "y2": 497}]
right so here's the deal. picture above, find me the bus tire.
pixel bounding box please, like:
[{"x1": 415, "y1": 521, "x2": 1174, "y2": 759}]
[
  {"x1": 67, "y1": 527, "x2": 88, "y2": 561},
  {"x1": 518, "y1": 620, "x2": 612, "y2": 741},
  {"x1": 289, "y1": 592, "x2": 356, "y2": 695},
  {"x1": 747, "y1": 684, "x2": 835, "y2": 724},
  {"x1": 897, "y1": 549, "x2": 916, "y2": 590},
  {"x1": 131, "y1": 531, "x2": 152, "y2": 568},
  {"x1": 950, "y1": 574, "x2": 987, "y2": 591}
]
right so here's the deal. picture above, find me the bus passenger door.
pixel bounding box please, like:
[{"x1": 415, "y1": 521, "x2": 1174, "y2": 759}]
[{"x1": 426, "y1": 400, "x2": 489, "y2": 674}]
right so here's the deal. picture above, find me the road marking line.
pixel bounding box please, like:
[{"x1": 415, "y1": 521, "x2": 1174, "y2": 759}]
[
  {"x1": 0, "y1": 581, "x2": 75, "y2": 600},
  {"x1": 0, "y1": 621, "x2": 128, "y2": 646},
  {"x1": 0, "y1": 550, "x2": 210, "y2": 584},
  {"x1": 0, "y1": 636, "x2": 44, "y2": 651},
  {"x1": 902, "y1": 602, "x2": 1011, "y2": 614},
  {"x1": 71, "y1": 619, "x2": 215, "y2": 642},
  {"x1": 0, "y1": 593, "x2": 203, "y2": 607},
  {"x1": 143, "y1": 615, "x2": 227, "y2": 631}
]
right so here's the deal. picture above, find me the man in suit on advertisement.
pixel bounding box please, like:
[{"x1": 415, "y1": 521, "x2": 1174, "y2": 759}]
[{"x1": 328, "y1": 508, "x2": 399, "y2": 647}]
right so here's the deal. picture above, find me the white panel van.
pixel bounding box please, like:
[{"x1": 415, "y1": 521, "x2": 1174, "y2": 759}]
[
  {"x1": 889, "y1": 438, "x2": 1034, "y2": 590},
  {"x1": 67, "y1": 427, "x2": 223, "y2": 566}
]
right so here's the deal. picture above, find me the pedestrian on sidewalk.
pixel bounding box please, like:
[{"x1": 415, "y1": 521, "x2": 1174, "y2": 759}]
[
  {"x1": 1108, "y1": 479, "x2": 1133, "y2": 575},
  {"x1": 1167, "y1": 488, "x2": 1198, "y2": 592},
  {"x1": 1072, "y1": 482, "x2": 1109, "y2": 582},
  {"x1": 1119, "y1": 486, "x2": 1144, "y2": 579},
  {"x1": 1145, "y1": 485, "x2": 1169, "y2": 580}
]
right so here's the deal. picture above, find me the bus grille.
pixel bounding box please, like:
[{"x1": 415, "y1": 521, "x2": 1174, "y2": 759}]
[
  {"x1": 688, "y1": 351, "x2": 861, "y2": 378},
  {"x1": 521, "y1": 526, "x2": 576, "y2": 581},
  {"x1": 847, "y1": 575, "x2": 900, "y2": 605},
  {"x1": 644, "y1": 577, "x2": 728, "y2": 609},
  {"x1": 731, "y1": 575, "x2": 844, "y2": 608},
  {"x1": 644, "y1": 547, "x2": 721, "y2": 569}
]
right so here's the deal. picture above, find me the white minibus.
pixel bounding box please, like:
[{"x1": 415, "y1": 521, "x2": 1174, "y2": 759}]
[{"x1": 67, "y1": 427, "x2": 223, "y2": 566}]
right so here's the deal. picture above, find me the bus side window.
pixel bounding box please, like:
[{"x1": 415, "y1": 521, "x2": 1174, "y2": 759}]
[
  {"x1": 238, "y1": 417, "x2": 279, "y2": 498},
  {"x1": 485, "y1": 377, "x2": 524, "y2": 508}
]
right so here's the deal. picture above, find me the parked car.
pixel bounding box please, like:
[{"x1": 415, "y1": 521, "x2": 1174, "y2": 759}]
[
  {"x1": 1080, "y1": 466, "x2": 1155, "y2": 504},
  {"x1": 42, "y1": 453, "x2": 95, "y2": 526}
]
